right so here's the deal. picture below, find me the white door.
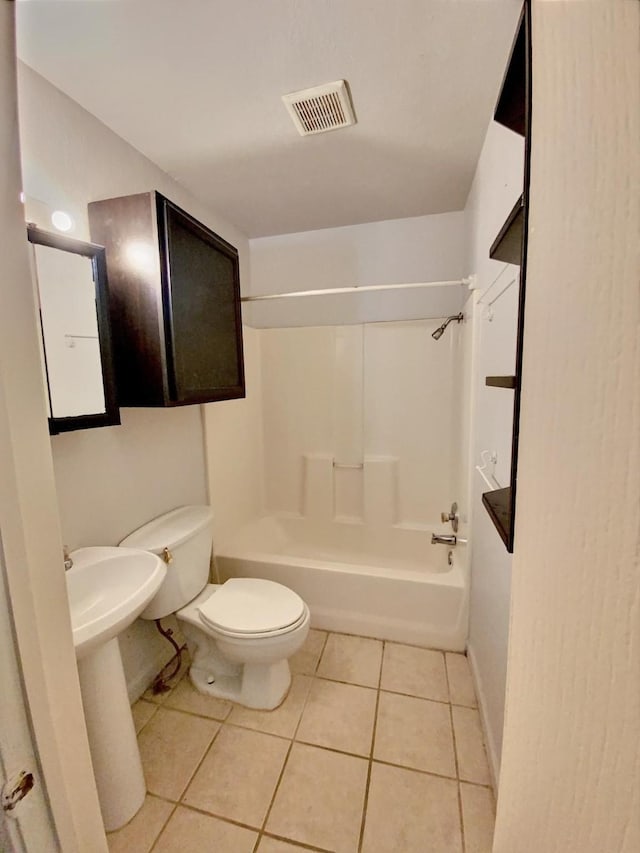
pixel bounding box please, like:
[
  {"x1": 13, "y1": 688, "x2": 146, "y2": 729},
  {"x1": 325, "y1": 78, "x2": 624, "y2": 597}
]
[{"x1": 0, "y1": 539, "x2": 58, "y2": 852}]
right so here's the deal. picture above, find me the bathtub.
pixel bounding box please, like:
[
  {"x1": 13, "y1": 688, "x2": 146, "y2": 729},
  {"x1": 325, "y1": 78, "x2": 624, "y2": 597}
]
[{"x1": 215, "y1": 516, "x2": 468, "y2": 651}]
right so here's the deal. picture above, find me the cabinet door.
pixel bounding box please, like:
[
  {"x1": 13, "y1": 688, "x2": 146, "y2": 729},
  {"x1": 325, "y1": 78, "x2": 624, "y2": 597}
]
[{"x1": 160, "y1": 198, "x2": 245, "y2": 404}]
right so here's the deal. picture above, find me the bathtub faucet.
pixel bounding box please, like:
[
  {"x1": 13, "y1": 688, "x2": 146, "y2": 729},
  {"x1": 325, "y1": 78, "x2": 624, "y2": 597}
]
[{"x1": 431, "y1": 534, "x2": 458, "y2": 546}]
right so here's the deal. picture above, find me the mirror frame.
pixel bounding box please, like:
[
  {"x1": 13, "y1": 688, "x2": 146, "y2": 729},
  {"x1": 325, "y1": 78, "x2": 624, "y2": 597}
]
[{"x1": 27, "y1": 224, "x2": 120, "y2": 434}]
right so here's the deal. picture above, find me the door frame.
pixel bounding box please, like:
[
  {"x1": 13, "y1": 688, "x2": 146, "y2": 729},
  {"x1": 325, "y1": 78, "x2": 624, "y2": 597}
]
[{"x1": 0, "y1": 6, "x2": 107, "y2": 851}]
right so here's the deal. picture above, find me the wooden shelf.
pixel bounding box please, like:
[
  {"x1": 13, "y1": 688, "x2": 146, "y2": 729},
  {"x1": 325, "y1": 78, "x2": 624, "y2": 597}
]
[
  {"x1": 494, "y1": 8, "x2": 526, "y2": 136},
  {"x1": 486, "y1": 375, "x2": 516, "y2": 389},
  {"x1": 482, "y1": 488, "x2": 513, "y2": 552},
  {"x1": 481, "y1": 1, "x2": 531, "y2": 555},
  {"x1": 490, "y1": 195, "x2": 524, "y2": 265}
]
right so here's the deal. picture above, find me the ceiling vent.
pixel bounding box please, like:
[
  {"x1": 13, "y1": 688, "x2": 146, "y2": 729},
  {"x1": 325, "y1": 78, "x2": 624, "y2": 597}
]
[{"x1": 282, "y1": 80, "x2": 356, "y2": 136}]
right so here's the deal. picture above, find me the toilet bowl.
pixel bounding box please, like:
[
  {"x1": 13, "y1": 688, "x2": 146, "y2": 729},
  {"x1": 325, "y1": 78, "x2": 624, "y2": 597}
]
[{"x1": 120, "y1": 506, "x2": 310, "y2": 710}]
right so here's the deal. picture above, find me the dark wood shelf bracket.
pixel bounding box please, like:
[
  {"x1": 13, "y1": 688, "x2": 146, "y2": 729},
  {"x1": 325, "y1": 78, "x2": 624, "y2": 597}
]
[
  {"x1": 485, "y1": 376, "x2": 517, "y2": 389},
  {"x1": 490, "y1": 195, "x2": 524, "y2": 265},
  {"x1": 482, "y1": 488, "x2": 513, "y2": 551}
]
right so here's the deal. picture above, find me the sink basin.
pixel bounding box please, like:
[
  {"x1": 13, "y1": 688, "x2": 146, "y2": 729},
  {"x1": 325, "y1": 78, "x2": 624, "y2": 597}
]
[
  {"x1": 67, "y1": 546, "x2": 165, "y2": 659},
  {"x1": 65, "y1": 546, "x2": 165, "y2": 831}
]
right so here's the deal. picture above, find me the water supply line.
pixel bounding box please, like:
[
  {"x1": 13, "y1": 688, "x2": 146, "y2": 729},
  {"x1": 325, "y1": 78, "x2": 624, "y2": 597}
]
[{"x1": 151, "y1": 619, "x2": 185, "y2": 694}]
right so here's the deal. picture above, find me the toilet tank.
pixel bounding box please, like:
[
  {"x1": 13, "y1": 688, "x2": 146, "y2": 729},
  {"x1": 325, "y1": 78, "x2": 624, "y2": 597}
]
[{"x1": 119, "y1": 506, "x2": 214, "y2": 620}]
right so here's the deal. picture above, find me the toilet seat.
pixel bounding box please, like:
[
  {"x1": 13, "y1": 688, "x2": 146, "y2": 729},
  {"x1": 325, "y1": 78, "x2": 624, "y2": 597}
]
[{"x1": 198, "y1": 578, "x2": 306, "y2": 639}]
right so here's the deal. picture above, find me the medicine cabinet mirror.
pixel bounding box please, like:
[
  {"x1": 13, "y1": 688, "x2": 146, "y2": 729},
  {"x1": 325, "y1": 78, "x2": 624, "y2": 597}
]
[{"x1": 27, "y1": 225, "x2": 120, "y2": 434}]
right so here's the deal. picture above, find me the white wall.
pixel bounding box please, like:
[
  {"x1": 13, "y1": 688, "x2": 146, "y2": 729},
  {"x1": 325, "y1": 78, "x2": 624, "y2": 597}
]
[
  {"x1": 247, "y1": 213, "x2": 468, "y2": 327},
  {"x1": 17, "y1": 63, "x2": 253, "y2": 698},
  {"x1": 463, "y1": 119, "x2": 524, "y2": 781},
  {"x1": 204, "y1": 325, "x2": 264, "y2": 547},
  {"x1": 494, "y1": 4, "x2": 640, "y2": 850},
  {"x1": 250, "y1": 212, "x2": 467, "y2": 293}
]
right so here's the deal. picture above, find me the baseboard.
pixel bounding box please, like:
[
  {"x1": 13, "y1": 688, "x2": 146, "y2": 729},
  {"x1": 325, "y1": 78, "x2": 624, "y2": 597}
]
[{"x1": 467, "y1": 642, "x2": 500, "y2": 791}]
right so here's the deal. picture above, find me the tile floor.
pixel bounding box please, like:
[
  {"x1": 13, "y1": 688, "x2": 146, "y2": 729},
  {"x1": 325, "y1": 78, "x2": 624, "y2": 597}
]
[{"x1": 108, "y1": 631, "x2": 495, "y2": 853}]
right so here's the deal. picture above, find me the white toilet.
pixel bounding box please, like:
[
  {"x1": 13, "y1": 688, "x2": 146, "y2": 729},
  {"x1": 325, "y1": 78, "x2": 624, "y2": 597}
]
[{"x1": 120, "y1": 506, "x2": 310, "y2": 710}]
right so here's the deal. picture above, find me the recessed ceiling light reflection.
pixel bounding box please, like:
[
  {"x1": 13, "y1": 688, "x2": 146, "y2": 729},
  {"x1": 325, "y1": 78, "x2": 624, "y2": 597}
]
[
  {"x1": 51, "y1": 210, "x2": 74, "y2": 232},
  {"x1": 125, "y1": 241, "x2": 155, "y2": 275}
]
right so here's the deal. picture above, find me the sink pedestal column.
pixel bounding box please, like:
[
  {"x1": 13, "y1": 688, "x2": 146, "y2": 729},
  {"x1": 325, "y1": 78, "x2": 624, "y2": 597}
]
[{"x1": 77, "y1": 637, "x2": 146, "y2": 831}]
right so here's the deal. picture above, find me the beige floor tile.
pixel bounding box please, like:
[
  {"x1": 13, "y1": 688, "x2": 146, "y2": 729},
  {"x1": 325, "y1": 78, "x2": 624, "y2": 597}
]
[
  {"x1": 460, "y1": 782, "x2": 495, "y2": 853},
  {"x1": 317, "y1": 633, "x2": 383, "y2": 687},
  {"x1": 361, "y1": 762, "x2": 462, "y2": 852},
  {"x1": 296, "y1": 678, "x2": 377, "y2": 756},
  {"x1": 227, "y1": 674, "x2": 312, "y2": 738},
  {"x1": 266, "y1": 742, "x2": 368, "y2": 853},
  {"x1": 106, "y1": 795, "x2": 173, "y2": 853},
  {"x1": 258, "y1": 838, "x2": 308, "y2": 852},
  {"x1": 138, "y1": 707, "x2": 219, "y2": 800},
  {"x1": 154, "y1": 806, "x2": 257, "y2": 853},
  {"x1": 164, "y1": 676, "x2": 233, "y2": 721},
  {"x1": 131, "y1": 699, "x2": 158, "y2": 734},
  {"x1": 452, "y1": 706, "x2": 491, "y2": 785},
  {"x1": 374, "y1": 691, "x2": 456, "y2": 777},
  {"x1": 183, "y1": 726, "x2": 289, "y2": 827},
  {"x1": 289, "y1": 628, "x2": 327, "y2": 675},
  {"x1": 380, "y1": 643, "x2": 448, "y2": 702},
  {"x1": 446, "y1": 653, "x2": 477, "y2": 708}
]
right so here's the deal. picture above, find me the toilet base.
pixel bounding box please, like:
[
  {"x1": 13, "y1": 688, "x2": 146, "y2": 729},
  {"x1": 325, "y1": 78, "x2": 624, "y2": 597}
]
[
  {"x1": 177, "y1": 583, "x2": 308, "y2": 711},
  {"x1": 189, "y1": 659, "x2": 291, "y2": 710}
]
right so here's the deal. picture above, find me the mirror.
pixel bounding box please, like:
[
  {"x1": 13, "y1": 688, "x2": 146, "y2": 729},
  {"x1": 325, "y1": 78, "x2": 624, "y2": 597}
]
[{"x1": 27, "y1": 225, "x2": 120, "y2": 434}]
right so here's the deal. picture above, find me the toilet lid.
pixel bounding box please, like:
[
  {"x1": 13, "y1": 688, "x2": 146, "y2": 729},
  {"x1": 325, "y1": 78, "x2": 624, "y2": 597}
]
[{"x1": 198, "y1": 578, "x2": 305, "y2": 635}]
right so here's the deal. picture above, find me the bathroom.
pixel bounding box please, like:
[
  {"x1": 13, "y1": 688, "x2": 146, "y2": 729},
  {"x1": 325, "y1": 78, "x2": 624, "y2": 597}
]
[{"x1": 1, "y1": 3, "x2": 638, "y2": 853}]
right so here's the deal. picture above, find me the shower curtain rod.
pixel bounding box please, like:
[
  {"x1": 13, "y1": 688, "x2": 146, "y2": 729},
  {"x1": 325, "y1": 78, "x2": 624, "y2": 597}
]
[{"x1": 240, "y1": 277, "x2": 471, "y2": 303}]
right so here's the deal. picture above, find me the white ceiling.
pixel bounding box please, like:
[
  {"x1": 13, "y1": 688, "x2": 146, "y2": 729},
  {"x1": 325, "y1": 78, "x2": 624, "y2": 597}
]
[{"x1": 16, "y1": 0, "x2": 522, "y2": 237}]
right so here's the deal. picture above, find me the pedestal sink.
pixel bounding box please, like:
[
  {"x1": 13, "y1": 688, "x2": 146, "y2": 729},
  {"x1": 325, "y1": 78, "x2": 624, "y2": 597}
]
[{"x1": 66, "y1": 547, "x2": 166, "y2": 831}]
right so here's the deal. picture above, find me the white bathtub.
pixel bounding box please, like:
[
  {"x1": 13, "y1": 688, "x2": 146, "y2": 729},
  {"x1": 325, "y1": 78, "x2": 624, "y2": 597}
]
[{"x1": 215, "y1": 516, "x2": 468, "y2": 651}]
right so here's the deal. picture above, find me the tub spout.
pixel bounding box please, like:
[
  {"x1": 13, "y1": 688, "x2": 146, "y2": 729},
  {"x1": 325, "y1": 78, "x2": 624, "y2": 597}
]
[{"x1": 431, "y1": 534, "x2": 458, "y2": 546}]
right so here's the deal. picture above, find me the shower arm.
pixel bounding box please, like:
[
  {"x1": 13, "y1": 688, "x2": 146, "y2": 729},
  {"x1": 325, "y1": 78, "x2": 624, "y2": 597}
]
[{"x1": 432, "y1": 313, "x2": 464, "y2": 340}]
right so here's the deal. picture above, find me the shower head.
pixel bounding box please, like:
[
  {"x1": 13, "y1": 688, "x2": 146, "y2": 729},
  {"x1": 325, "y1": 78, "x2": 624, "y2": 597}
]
[{"x1": 431, "y1": 313, "x2": 464, "y2": 341}]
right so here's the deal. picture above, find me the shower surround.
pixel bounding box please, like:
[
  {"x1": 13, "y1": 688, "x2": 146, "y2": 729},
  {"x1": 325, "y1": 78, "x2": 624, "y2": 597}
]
[{"x1": 214, "y1": 318, "x2": 469, "y2": 650}]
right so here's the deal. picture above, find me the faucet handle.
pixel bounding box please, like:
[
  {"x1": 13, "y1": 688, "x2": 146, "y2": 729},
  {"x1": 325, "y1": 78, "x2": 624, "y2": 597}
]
[
  {"x1": 440, "y1": 502, "x2": 459, "y2": 533},
  {"x1": 63, "y1": 545, "x2": 73, "y2": 570}
]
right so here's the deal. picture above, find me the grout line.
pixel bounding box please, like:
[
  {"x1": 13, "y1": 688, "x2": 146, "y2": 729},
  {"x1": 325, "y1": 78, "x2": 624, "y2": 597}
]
[
  {"x1": 316, "y1": 627, "x2": 464, "y2": 655},
  {"x1": 132, "y1": 701, "x2": 160, "y2": 737},
  {"x1": 168, "y1": 801, "x2": 264, "y2": 833},
  {"x1": 148, "y1": 800, "x2": 178, "y2": 853},
  {"x1": 312, "y1": 672, "x2": 380, "y2": 692},
  {"x1": 294, "y1": 735, "x2": 371, "y2": 761},
  {"x1": 370, "y1": 757, "x2": 463, "y2": 785},
  {"x1": 313, "y1": 670, "x2": 436, "y2": 697},
  {"x1": 253, "y1": 664, "x2": 318, "y2": 851},
  {"x1": 260, "y1": 830, "x2": 336, "y2": 852},
  {"x1": 313, "y1": 629, "x2": 331, "y2": 675},
  {"x1": 213, "y1": 720, "x2": 293, "y2": 743},
  {"x1": 151, "y1": 703, "x2": 232, "y2": 724},
  {"x1": 357, "y1": 639, "x2": 384, "y2": 852},
  {"x1": 174, "y1": 718, "x2": 224, "y2": 803},
  {"x1": 143, "y1": 793, "x2": 264, "y2": 834},
  {"x1": 444, "y1": 655, "x2": 466, "y2": 853}
]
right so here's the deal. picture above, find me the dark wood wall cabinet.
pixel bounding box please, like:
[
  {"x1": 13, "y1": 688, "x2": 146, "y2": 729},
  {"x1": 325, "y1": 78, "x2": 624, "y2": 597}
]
[
  {"x1": 88, "y1": 191, "x2": 245, "y2": 407},
  {"x1": 482, "y1": 1, "x2": 531, "y2": 552}
]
